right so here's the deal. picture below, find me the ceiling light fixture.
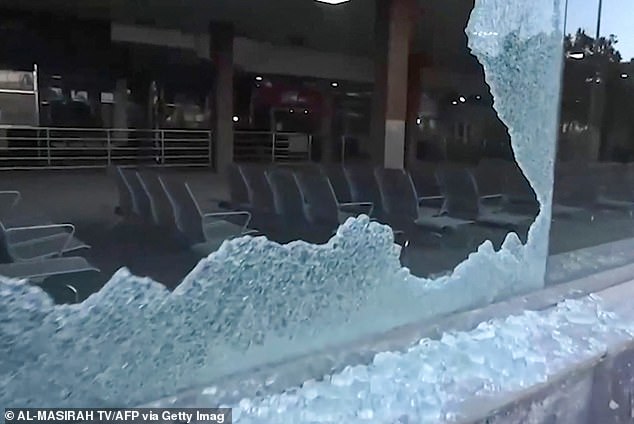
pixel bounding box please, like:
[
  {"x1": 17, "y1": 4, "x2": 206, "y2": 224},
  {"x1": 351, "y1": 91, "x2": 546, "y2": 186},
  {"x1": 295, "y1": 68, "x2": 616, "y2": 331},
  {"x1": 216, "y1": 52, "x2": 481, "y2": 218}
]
[
  {"x1": 621, "y1": 73, "x2": 629, "y2": 79},
  {"x1": 567, "y1": 52, "x2": 585, "y2": 60},
  {"x1": 255, "y1": 76, "x2": 263, "y2": 81},
  {"x1": 331, "y1": 82, "x2": 339, "y2": 88},
  {"x1": 459, "y1": 96, "x2": 466, "y2": 103},
  {"x1": 315, "y1": 0, "x2": 351, "y2": 4},
  {"x1": 232, "y1": 116, "x2": 239, "y2": 123}
]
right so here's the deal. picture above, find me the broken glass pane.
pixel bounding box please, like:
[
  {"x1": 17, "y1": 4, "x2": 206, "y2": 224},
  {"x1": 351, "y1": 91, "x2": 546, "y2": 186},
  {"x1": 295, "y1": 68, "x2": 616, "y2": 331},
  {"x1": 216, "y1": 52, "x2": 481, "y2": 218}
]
[{"x1": 1, "y1": 0, "x2": 566, "y2": 410}]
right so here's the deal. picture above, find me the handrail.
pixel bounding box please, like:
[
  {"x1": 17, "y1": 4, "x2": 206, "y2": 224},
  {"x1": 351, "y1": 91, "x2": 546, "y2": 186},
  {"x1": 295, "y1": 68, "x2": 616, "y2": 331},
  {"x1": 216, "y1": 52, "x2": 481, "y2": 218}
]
[
  {"x1": 234, "y1": 130, "x2": 312, "y2": 164},
  {"x1": 0, "y1": 126, "x2": 314, "y2": 169},
  {"x1": 0, "y1": 126, "x2": 213, "y2": 170}
]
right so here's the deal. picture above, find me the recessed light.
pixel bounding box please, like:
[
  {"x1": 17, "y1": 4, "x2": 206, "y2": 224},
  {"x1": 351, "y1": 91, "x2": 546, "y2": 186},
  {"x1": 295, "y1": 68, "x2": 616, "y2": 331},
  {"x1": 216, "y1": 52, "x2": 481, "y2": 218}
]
[
  {"x1": 289, "y1": 108, "x2": 295, "y2": 113},
  {"x1": 452, "y1": 100, "x2": 458, "y2": 105},
  {"x1": 315, "y1": 0, "x2": 351, "y2": 4},
  {"x1": 567, "y1": 52, "x2": 585, "y2": 60},
  {"x1": 255, "y1": 76, "x2": 263, "y2": 81},
  {"x1": 331, "y1": 82, "x2": 339, "y2": 88},
  {"x1": 416, "y1": 117, "x2": 422, "y2": 125},
  {"x1": 459, "y1": 96, "x2": 466, "y2": 103},
  {"x1": 304, "y1": 110, "x2": 309, "y2": 114},
  {"x1": 621, "y1": 73, "x2": 629, "y2": 79},
  {"x1": 475, "y1": 95, "x2": 482, "y2": 100},
  {"x1": 232, "y1": 116, "x2": 239, "y2": 122}
]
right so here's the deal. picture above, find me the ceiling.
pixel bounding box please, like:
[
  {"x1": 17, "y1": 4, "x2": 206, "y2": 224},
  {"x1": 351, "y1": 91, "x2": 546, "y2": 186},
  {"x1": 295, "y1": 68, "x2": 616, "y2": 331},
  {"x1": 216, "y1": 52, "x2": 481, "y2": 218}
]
[{"x1": 0, "y1": 0, "x2": 477, "y2": 67}]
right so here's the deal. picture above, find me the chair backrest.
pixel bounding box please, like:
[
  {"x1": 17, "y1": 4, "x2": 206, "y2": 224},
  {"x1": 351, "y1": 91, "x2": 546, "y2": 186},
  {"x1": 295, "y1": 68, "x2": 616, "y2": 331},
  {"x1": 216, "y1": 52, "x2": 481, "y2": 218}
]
[
  {"x1": 321, "y1": 164, "x2": 352, "y2": 203},
  {"x1": 265, "y1": 168, "x2": 307, "y2": 220},
  {"x1": 0, "y1": 222, "x2": 14, "y2": 264},
  {"x1": 293, "y1": 168, "x2": 339, "y2": 225},
  {"x1": 137, "y1": 170, "x2": 176, "y2": 228},
  {"x1": 343, "y1": 164, "x2": 383, "y2": 213},
  {"x1": 119, "y1": 167, "x2": 152, "y2": 221},
  {"x1": 159, "y1": 176, "x2": 204, "y2": 243},
  {"x1": 474, "y1": 159, "x2": 508, "y2": 197},
  {"x1": 409, "y1": 162, "x2": 441, "y2": 197},
  {"x1": 595, "y1": 162, "x2": 628, "y2": 197},
  {"x1": 374, "y1": 168, "x2": 419, "y2": 220},
  {"x1": 502, "y1": 162, "x2": 535, "y2": 201},
  {"x1": 239, "y1": 164, "x2": 275, "y2": 212},
  {"x1": 112, "y1": 166, "x2": 135, "y2": 217},
  {"x1": 0, "y1": 191, "x2": 20, "y2": 218},
  {"x1": 436, "y1": 165, "x2": 481, "y2": 219},
  {"x1": 226, "y1": 163, "x2": 250, "y2": 206}
]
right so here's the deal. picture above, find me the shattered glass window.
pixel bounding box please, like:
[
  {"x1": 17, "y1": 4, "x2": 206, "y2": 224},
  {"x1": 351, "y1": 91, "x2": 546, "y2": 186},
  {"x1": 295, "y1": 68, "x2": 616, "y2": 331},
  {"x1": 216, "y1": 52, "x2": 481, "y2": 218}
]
[{"x1": 2, "y1": 0, "x2": 609, "y2": 415}]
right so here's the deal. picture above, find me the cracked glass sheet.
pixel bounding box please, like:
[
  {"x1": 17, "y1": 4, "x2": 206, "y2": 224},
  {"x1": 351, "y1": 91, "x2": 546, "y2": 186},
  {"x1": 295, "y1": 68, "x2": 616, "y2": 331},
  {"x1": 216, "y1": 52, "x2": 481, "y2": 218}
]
[{"x1": 1, "y1": 0, "x2": 565, "y2": 410}]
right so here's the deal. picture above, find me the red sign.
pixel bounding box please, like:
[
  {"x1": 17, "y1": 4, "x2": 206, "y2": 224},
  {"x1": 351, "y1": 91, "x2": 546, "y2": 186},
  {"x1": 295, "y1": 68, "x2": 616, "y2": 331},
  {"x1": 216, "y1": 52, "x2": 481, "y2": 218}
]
[{"x1": 252, "y1": 82, "x2": 323, "y2": 114}]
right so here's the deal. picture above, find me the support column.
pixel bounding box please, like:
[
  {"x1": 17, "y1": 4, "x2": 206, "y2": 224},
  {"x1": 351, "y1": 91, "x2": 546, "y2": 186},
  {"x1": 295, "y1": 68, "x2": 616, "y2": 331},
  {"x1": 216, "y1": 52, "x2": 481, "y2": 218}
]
[
  {"x1": 210, "y1": 22, "x2": 235, "y2": 173},
  {"x1": 406, "y1": 53, "x2": 424, "y2": 167},
  {"x1": 113, "y1": 79, "x2": 128, "y2": 129},
  {"x1": 318, "y1": 83, "x2": 336, "y2": 163},
  {"x1": 112, "y1": 78, "x2": 128, "y2": 147},
  {"x1": 371, "y1": 0, "x2": 418, "y2": 169}
]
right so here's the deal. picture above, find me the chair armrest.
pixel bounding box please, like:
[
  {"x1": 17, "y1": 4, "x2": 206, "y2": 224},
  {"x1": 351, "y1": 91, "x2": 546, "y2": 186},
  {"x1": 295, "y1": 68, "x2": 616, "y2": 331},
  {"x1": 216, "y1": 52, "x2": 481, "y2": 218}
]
[
  {"x1": 201, "y1": 211, "x2": 252, "y2": 234},
  {"x1": 6, "y1": 223, "x2": 75, "y2": 259},
  {"x1": 242, "y1": 229, "x2": 262, "y2": 236},
  {"x1": 339, "y1": 201, "x2": 375, "y2": 216},
  {"x1": 418, "y1": 195, "x2": 444, "y2": 207},
  {"x1": 0, "y1": 190, "x2": 21, "y2": 209},
  {"x1": 481, "y1": 193, "x2": 505, "y2": 200}
]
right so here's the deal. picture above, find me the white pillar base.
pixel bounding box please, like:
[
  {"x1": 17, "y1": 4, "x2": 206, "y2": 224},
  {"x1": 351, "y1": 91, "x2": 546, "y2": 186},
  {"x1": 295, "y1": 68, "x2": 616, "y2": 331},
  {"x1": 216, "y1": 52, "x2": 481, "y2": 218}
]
[{"x1": 384, "y1": 119, "x2": 406, "y2": 169}]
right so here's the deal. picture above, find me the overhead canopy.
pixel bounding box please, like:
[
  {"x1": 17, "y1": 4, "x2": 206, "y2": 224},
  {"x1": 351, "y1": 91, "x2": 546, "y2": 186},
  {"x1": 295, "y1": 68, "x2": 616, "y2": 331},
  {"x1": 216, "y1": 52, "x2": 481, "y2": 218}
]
[{"x1": 0, "y1": 0, "x2": 477, "y2": 67}]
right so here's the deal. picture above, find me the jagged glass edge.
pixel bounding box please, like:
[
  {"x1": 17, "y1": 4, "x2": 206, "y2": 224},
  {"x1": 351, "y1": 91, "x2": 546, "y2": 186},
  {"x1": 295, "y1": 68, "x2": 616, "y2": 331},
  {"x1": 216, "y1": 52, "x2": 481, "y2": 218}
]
[{"x1": 1, "y1": 0, "x2": 565, "y2": 409}]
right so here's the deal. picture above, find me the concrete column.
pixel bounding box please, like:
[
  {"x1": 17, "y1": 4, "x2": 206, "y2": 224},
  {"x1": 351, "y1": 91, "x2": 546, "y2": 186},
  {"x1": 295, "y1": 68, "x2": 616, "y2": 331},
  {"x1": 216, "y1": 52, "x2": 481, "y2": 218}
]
[
  {"x1": 371, "y1": 0, "x2": 418, "y2": 169},
  {"x1": 318, "y1": 84, "x2": 336, "y2": 163},
  {"x1": 112, "y1": 78, "x2": 128, "y2": 145},
  {"x1": 113, "y1": 79, "x2": 128, "y2": 129},
  {"x1": 210, "y1": 22, "x2": 235, "y2": 173},
  {"x1": 406, "y1": 53, "x2": 424, "y2": 167}
]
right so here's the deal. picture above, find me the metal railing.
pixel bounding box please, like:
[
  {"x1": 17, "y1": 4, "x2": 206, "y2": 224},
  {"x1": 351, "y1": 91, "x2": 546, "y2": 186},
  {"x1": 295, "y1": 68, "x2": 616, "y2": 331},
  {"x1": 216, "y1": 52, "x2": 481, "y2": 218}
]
[
  {"x1": 0, "y1": 126, "x2": 212, "y2": 170},
  {"x1": 234, "y1": 131, "x2": 312, "y2": 163}
]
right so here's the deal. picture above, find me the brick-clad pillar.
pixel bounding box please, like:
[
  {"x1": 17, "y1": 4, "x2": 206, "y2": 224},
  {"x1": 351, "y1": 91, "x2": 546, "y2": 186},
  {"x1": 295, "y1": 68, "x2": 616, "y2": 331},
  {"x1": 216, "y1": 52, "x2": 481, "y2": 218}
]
[{"x1": 371, "y1": 0, "x2": 418, "y2": 169}]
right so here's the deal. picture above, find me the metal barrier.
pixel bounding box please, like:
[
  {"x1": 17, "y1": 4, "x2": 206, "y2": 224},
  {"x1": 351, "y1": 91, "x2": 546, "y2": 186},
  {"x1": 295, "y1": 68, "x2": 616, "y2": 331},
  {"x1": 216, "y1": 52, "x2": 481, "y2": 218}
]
[
  {"x1": 0, "y1": 126, "x2": 213, "y2": 170},
  {"x1": 234, "y1": 131, "x2": 312, "y2": 163}
]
